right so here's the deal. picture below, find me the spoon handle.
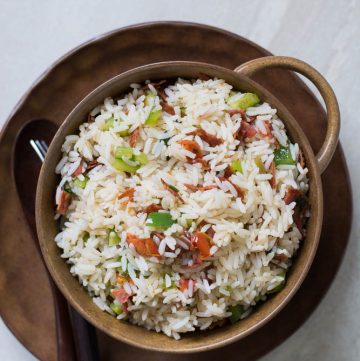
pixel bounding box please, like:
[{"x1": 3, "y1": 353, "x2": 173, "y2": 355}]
[
  {"x1": 68, "y1": 306, "x2": 100, "y2": 361},
  {"x1": 50, "y1": 283, "x2": 77, "y2": 361}
]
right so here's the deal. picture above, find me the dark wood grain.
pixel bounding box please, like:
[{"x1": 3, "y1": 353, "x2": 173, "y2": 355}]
[{"x1": 0, "y1": 22, "x2": 352, "y2": 361}]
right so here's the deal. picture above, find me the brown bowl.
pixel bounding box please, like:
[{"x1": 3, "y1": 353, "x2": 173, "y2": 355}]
[{"x1": 36, "y1": 57, "x2": 340, "y2": 353}]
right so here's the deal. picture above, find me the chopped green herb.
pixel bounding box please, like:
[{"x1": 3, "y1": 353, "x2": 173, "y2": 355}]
[
  {"x1": 168, "y1": 184, "x2": 179, "y2": 193},
  {"x1": 228, "y1": 305, "x2": 244, "y2": 324},
  {"x1": 144, "y1": 93, "x2": 156, "y2": 106},
  {"x1": 267, "y1": 271, "x2": 286, "y2": 294},
  {"x1": 114, "y1": 147, "x2": 148, "y2": 167},
  {"x1": 228, "y1": 92, "x2": 260, "y2": 110},
  {"x1": 274, "y1": 146, "x2": 296, "y2": 166},
  {"x1": 102, "y1": 117, "x2": 115, "y2": 131},
  {"x1": 102, "y1": 117, "x2": 129, "y2": 136},
  {"x1": 162, "y1": 274, "x2": 175, "y2": 289},
  {"x1": 115, "y1": 146, "x2": 133, "y2": 159},
  {"x1": 112, "y1": 158, "x2": 139, "y2": 173},
  {"x1": 268, "y1": 283, "x2": 285, "y2": 294},
  {"x1": 230, "y1": 159, "x2": 243, "y2": 174},
  {"x1": 108, "y1": 231, "x2": 121, "y2": 246},
  {"x1": 146, "y1": 212, "x2": 175, "y2": 229},
  {"x1": 110, "y1": 303, "x2": 123, "y2": 315},
  {"x1": 117, "y1": 128, "x2": 130, "y2": 136},
  {"x1": 83, "y1": 232, "x2": 90, "y2": 243},
  {"x1": 180, "y1": 107, "x2": 187, "y2": 116},
  {"x1": 73, "y1": 176, "x2": 89, "y2": 189},
  {"x1": 145, "y1": 109, "x2": 162, "y2": 126},
  {"x1": 144, "y1": 90, "x2": 161, "y2": 126},
  {"x1": 133, "y1": 152, "x2": 148, "y2": 165},
  {"x1": 63, "y1": 181, "x2": 73, "y2": 193},
  {"x1": 255, "y1": 156, "x2": 266, "y2": 174}
]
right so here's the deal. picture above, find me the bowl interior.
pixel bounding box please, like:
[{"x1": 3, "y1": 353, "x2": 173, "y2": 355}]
[{"x1": 36, "y1": 61, "x2": 322, "y2": 353}]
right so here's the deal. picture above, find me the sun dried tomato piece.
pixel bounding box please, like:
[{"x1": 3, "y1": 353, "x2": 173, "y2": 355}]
[
  {"x1": 269, "y1": 160, "x2": 276, "y2": 189},
  {"x1": 179, "y1": 139, "x2": 202, "y2": 158},
  {"x1": 129, "y1": 127, "x2": 140, "y2": 147},
  {"x1": 191, "y1": 231, "x2": 213, "y2": 259},
  {"x1": 144, "y1": 203, "x2": 162, "y2": 214},
  {"x1": 86, "y1": 159, "x2": 100, "y2": 171},
  {"x1": 127, "y1": 234, "x2": 160, "y2": 258},
  {"x1": 111, "y1": 288, "x2": 131, "y2": 304},
  {"x1": 188, "y1": 128, "x2": 223, "y2": 147},
  {"x1": 57, "y1": 191, "x2": 71, "y2": 215},
  {"x1": 283, "y1": 187, "x2": 302, "y2": 205},
  {"x1": 118, "y1": 188, "x2": 135, "y2": 202},
  {"x1": 161, "y1": 101, "x2": 176, "y2": 115}
]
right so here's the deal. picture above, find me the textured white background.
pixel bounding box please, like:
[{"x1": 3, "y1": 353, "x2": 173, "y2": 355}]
[{"x1": 1, "y1": 0, "x2": 359, "y2": 360}]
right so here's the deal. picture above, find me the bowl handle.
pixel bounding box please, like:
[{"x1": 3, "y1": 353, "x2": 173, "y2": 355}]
[{"x1": 234, "y1": 56, "x2": 340, "y2": 174}]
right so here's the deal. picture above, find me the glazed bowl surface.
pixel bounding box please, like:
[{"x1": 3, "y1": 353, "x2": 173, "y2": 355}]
[{"x1": 36, "y1": 58, "x2": 339, "y2": 352}]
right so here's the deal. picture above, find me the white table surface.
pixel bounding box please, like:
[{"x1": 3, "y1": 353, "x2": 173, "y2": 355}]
[{"x1": 1, "y1": 0, "x2": 359, "y2": 360}]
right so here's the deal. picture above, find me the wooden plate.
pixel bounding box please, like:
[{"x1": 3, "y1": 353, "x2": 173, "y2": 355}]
[{"x1": 0, "y1": 22, "x2": 352, "y2": 361}]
